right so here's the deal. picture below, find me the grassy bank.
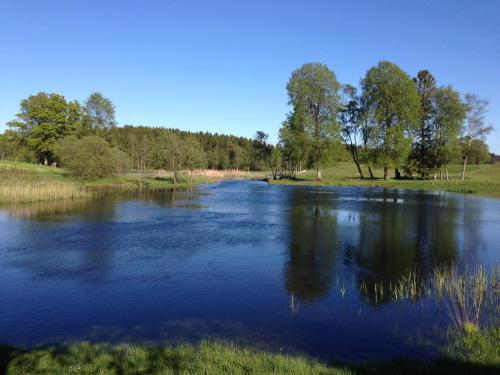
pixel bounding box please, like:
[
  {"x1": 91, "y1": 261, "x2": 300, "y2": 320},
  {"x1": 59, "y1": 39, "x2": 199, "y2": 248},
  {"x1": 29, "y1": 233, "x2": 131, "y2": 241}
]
[
  {"x1": 1, "y1": 330, "x2": 499, "y2": 375},
  {"x1": 0, "y1": 161, "x2": 264, "y2": 203},
  {"x1": 272, "y1": 162, "x2": 500, "y2": 198}
]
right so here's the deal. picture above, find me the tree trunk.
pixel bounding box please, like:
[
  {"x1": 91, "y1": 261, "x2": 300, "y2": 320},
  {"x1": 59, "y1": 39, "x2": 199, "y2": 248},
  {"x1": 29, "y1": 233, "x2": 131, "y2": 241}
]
[
  {"x1": 461, "y1": 155, "x2": 467, "y2": 181},
  {"x1": 316, "y1": 167, "x2": 321, "y2": 181},
  {"x1": 445, "y1": 164, "x2": 450, "y2": 181},
  {"x1": 367, "y1": 164, "x2": 375, "y2": 179},
  {"x1": 355, "y1": 161, "x2": 364, "y2": 179},
  {"x1": 348, "y1": 146, "x2": 364, "y2": 178},
  {"x1": 383, "y1": 165, "x2": 388, "y2": 180},
  {"x1": 461, "y1": 138, "x2": 471, "y2": 181},
  {"x1": 395, "y1": 168, "x2": 401, "y2": 179}
]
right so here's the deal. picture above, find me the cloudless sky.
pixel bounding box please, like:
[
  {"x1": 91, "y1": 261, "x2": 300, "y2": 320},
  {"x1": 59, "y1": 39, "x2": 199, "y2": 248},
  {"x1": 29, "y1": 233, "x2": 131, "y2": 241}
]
[{"x1": 1, "y1": 0, "x2": 499, "y2": 151}]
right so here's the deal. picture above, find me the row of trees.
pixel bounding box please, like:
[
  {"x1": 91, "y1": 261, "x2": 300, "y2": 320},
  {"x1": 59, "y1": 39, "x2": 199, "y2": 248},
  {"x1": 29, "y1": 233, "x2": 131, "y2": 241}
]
[
  {"x1": 278, "y1": 61, "x2": 494, "y2": 180},
  {"x1": 1, "y1": 92, "x2": 273, "y2": 180}
]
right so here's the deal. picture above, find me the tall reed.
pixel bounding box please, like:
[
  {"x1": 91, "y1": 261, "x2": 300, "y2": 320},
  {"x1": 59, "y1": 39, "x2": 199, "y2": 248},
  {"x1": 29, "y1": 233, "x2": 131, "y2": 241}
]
[{"x1": 0, "y1": 182, "x2": 90, "y2": 203}]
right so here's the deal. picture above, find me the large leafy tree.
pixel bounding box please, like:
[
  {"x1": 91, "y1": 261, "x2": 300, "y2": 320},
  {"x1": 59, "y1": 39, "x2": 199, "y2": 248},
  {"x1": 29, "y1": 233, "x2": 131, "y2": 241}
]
[
  {"x1": 286, "y1": 63, "x2": 341, "y2": 180},
  {"x1": 414, "y1": 70, "x2": 437, "y2": 177},
  {"x1": 83, "y1": 92, "x2": 116, "y2": 131},
  {"x1": 432, "y1": 86, "x2": 466, "y2": 180},
  {"x1": 361, "y1": 61, "x2": 420, "y2": 179},
  {"x1": 7, "y1": 92, "x2": 83, "y2": 164}
]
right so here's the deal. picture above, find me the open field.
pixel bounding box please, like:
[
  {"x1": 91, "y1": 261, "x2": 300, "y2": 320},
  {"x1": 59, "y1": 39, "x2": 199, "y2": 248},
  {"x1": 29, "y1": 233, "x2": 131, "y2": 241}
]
[
  {"x1": 272, "y1": 162, "x2": 500, "y2": 198},
  {"x1": 1, "y1": 329, "x2": 498, "y2": 375}
]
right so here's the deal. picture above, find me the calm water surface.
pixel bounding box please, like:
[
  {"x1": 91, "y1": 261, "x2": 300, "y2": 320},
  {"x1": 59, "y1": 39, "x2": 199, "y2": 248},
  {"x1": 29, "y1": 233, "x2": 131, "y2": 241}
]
[{"x1": 0, "y1": 181, "x2": 499, "y2": 361}]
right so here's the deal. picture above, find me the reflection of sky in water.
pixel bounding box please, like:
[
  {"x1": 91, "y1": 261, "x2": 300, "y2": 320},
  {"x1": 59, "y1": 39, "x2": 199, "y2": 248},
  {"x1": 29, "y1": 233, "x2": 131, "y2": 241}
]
[{"x1": 0, "y1": 181, "x2": 499, "y2": 361}]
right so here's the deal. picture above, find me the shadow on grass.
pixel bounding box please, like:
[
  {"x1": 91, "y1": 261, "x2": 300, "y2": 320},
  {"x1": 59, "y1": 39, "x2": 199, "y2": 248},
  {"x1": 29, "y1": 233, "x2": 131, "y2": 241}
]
[
  {"x1": 350, "y1": 358, "x2": 500, "y2": 375},
  {"x1": 0, "y1": 345, "x2": 20, "y2": 375}
]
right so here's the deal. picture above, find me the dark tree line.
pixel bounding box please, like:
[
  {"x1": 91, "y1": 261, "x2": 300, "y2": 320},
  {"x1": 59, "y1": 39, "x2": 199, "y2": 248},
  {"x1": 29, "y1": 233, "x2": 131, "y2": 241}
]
[{"x1": 1, "y1": 92, "x2": 273, "y2": 180}]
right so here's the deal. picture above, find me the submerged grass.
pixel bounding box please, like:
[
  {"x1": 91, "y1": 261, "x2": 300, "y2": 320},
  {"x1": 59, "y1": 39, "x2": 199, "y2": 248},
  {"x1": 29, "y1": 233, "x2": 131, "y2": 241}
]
[{"x1": 369, "y1": 265, "x2": 499, "y2": 332}]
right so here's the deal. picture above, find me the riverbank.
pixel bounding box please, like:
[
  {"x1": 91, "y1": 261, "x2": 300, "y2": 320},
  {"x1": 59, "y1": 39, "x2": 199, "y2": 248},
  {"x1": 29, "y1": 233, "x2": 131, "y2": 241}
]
[
  {"x1": 2, "y1": 328, "x2": 498, "y2": 375},
  {"x1": 271, "y1": 162, "x2": 500, "y2": 198},
  {"x1": 0, "y1": 161, "x2": 264, "y2": 203}
]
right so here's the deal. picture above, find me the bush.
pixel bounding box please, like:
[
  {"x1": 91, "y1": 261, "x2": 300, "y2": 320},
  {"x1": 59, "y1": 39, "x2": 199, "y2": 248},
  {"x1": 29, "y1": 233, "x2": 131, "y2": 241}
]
[{"x1": 56, "y1": 136, "x2": 130, "y2": 181}]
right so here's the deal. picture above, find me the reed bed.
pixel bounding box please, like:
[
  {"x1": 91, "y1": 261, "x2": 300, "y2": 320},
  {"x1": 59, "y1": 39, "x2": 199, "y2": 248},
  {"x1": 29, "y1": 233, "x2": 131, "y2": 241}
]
[
  {"x1": 0, "y1": 182, "x2": 90, "y2": 203},
  {"x1": 363, "y1": 265, "x2": 500, "y2": 330}
]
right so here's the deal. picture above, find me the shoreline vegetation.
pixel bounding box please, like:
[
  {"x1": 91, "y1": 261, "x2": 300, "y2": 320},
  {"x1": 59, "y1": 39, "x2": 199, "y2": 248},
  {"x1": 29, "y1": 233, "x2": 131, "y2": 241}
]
[
  {"x1": 0, "y1": 161, "x2": 265, "y2": 203},
  {"x1": 1, "y1": 328, "x2": 498, "y2": 375},
  {"x1": 270, "y1": 162, "x2": 500, "y2": 198},
  {"x1": 2, "y1": 265, "x2": 498, "y2": 373},
  {"x1": 2, "y1": 160, "x2": 500, "y2": 204}
]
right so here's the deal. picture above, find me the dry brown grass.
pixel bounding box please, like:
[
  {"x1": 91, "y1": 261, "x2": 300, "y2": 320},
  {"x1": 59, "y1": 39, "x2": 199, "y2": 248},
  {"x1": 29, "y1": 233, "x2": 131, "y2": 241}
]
[
  {"x1": 154, "y1": 169, "x2": 267, "y2": 179},
  {"x1": 0, "y1": 182, "x2": 90, "y2": 203}
]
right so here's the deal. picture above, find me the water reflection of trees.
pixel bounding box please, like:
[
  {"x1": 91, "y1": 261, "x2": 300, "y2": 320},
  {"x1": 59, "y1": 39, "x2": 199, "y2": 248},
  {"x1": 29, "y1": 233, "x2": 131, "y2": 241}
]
[
  {"x1": 284, "y1": 190, "x2": 338, "y2": 301},
  {"x1": 284, "y1": 188, "x2": 469, "y2": 305}
]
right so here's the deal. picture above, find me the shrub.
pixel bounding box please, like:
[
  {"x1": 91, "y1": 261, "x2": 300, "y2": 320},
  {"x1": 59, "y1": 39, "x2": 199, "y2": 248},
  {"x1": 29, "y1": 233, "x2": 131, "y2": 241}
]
[{"x1": 56, "y1": 136, "x2": 130, "y2": 181}]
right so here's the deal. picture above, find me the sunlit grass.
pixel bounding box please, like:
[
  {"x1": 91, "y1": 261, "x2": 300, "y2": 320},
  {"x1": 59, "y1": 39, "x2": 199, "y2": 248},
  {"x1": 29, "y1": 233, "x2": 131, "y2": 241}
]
[
  {"x1": 273, "y1": 162, "x2": 500, "y2": 198},
  {"x1": 5, "y1": 341, "x2": 351, "y2": 375},
  {"x1": 0, "y1": 182, "x2": 90, "y2": 203}
]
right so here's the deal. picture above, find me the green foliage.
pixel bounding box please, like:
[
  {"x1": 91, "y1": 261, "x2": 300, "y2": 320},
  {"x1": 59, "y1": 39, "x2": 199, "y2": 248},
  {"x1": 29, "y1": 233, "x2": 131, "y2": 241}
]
[
  {"x1": 413, "y1": 70, "x2": 437, "y2": 176},
  {"x1": 7, "y1": 92, "x2": 83, "y2": 164},
  {"x1": 466, "y1": 139, "x2": 491, "y2": 165},
  {"x1": 56, "y1": 136, "x2": 130, "y2": 181},
  {"x1": 286, "y1": 63, "x2": 342, "y2": 179},
  {"x1": 432, "y1": 85, "x2": 466, "y2": 173},
  {"x1": 444, "y1": 327, "x2": 500, "y2": 366},
  {"x1": 361, "y1": 61, "x2": 420, "y2": 178}
]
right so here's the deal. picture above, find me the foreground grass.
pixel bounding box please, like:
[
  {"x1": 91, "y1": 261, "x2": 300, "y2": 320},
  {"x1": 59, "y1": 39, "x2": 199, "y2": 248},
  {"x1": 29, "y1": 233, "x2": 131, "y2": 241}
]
[
  {"x1": 273, "y1": 162, "x2": 500, "y2": 198},
  {"x1": 2, "y1": 332, "x2": 499, "y2": 375}
]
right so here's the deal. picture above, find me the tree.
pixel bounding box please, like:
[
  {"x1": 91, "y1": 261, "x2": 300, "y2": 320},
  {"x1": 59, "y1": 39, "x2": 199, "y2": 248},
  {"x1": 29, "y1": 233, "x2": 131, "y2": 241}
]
[
  {"x1": 7, "y1": 92, "x2": 83, "y2": 164},
  {"x1": 270, "y1": 146, "x2": 283, "y2": 180},
  {"x1": 432, "y1": 86, "x2": 466, "y2": 180},
  {"x1": 279, "y1": 110, "x2": 310, "y2": 176},
  {"x1": 286, "y1": 63, "x2": 341, "y2": 180},
  {"x1": 414, "y1": 70, "x2": 437, "y2": 177},
  {"x1": 339, "y1": 84, "x2": 365, "y2": 178},
  {"x1": 154, "y1": 133, "x2": 184, "y2": 184},
  {"x1": 83, "y1": 92, "x2": 116, "y2": 131},
  {"x1": 466, "y1": 139, "x2": 491, "y2": 165},
  {"x1": 361, "y1": 61, "x2": 420, "y2": 179},
  {"x1": 461, "y1": 94, "x2": 494, "y2": 180},
  {"x1": 252, "y1": 131, "x2": 272, "y2": 170},
  {"x1": 56, "y1": 136, "x2": 129, "y2": 181},
  {"x1": 181, "y1": 137, "x2": 206, "y2": 184}
]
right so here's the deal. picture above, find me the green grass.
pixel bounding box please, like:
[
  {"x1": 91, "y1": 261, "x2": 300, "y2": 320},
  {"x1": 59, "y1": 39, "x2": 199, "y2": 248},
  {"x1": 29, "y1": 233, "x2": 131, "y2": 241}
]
[
  {"x1": 0, "y1": 161, "x2": 201, "y2": 203},
  {"x1": 1, "y1": 334, "x2": 499, "y2": 375},
  {"x1": 272, "y1": 162, "x2": 500, "y2": 198}
]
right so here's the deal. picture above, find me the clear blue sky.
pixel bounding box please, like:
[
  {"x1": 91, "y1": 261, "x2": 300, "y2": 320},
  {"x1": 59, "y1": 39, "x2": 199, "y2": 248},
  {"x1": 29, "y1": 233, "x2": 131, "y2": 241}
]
[{"x1": 1, "y1": 0, "x2": 499, "y2": 152}]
